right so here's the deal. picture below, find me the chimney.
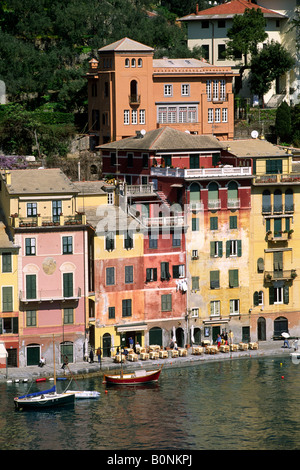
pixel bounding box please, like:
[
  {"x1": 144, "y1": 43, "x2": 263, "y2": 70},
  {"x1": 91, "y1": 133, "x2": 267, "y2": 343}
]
[
  {"x1": 196, "y1": 4, "x2": 199, "y2": 14},
  {"x1": 5, "y1": 170, "x2": 11, "y2": 186}
]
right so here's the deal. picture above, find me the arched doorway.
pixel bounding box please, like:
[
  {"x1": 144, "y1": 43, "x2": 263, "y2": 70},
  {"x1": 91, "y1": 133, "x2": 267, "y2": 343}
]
[
  {"x1": 26, "y1": 344, "x2": 40, "y2": 366},
  {"x1": 103, "y1": 333, "x2": 111, "y2": 358},
  {"x1": 257, "y1": 317, "x2": 266, "y2": 341},
  {"x1": 274, "y1": 316, "x2": 288, "y2": 337},
  {"x1": 176, "y1": 327, "x2": 184, "y2": 347},
  {"x1": 149, "y1": 327, "x2": 162, "y2": 346},
  {"x1": 189, "y1": 182, "x2": 201, "y2": 203}
]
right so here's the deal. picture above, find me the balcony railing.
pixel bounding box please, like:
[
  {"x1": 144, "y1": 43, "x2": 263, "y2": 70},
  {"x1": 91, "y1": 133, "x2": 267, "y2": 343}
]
[
  {"x1": 10, "y1": 213, "x2": 86, "y2": 228},
  {"x1": 126, "y1": 183, "x2": 155, "y2": 196},
  {"x1": 262, "y1": 205, "x2": 294, "y2": 215},
  {"x1": 254, "y1": 174, "x2": 300, "y2": 185},
  {"x1": 19, "y1": 287, "x2": 81, "y2": 303},
  {"x1": 142, "y1": 215, "x2": 185, "y2": 227},
  {"x1": 208, "y1": 199, "x2": 221, "y2": 210},
  {"x1": 151, "y1": 166, "x2": 252, "y2": 179},
  {"x1": 129, "y1": 94, "x2": 140, "y2": 105},
  {"x1": 266, "y1": 230, "x2": 293, "y2": 242},
  {"x1": 264, "y1": 270, "x2": 297, "y2": 282},
  {"x1": 227, "y1": 198, "x2": 240, "y2": 209}
]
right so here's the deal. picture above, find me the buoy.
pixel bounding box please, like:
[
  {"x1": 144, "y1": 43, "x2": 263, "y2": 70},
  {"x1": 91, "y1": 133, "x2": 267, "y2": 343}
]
[
  {"x1": 281, "y1": 376, "x2": 284, "y2": 379},
  {"x1": 280, "y1": 363, "x2": 282, "y2": 366},
  {"x1": 105, "y1": 390, "x2": 108, "y2": 394},
  {"x1": 36, "y1": 378, "x2": 46, "y2": 383}
]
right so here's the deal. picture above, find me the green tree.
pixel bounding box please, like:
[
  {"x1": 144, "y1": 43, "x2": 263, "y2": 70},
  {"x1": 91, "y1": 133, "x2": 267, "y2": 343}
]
[
  {"x1": 275, "y1": 101, "x2": 292, "y2": 143},
  {"x1": 249, "y1": 41, "x2": 295, "y2": 105},
  {"x1": 226, "y1": 8, "x2": 268, "y2": 68}
]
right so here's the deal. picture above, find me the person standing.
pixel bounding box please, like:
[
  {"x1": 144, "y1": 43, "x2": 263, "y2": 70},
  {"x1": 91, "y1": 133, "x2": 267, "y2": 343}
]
[
  {"x1": 96, "y1": 347, "x2": 101, "y2": 363},
  {"x1": 129, "y1": 336, "x2": 134, "y2": 350},
  {"x1": 228, "y1": 330, "x2": 234, "y2": 346},
  {"x1": 217, "y1": 334, "x2": 222, "y2": 348},
  {"x1": 89, "y1": 348, "x2": 94, "y2": 363}
]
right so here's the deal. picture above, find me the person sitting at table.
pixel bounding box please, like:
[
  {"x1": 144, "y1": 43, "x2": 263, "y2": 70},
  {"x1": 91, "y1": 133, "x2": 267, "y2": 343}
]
[
  {"x1": 169, "y1": 339, "x2": 175, "y2": 349},
  {"x1": 39, "y1": 356, "x2": 46, "y2": 367}
]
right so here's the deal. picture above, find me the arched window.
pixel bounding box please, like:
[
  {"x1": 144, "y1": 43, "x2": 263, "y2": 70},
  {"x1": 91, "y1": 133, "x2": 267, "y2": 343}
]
[
  {"x1": 274, "y1": 189, "x2": 282, "y2": 213},
  {"x1": 125, "y1": 58, "x2": 130, "y2": 67},
  {"x1": 208, "y1": 182, "x2": 219, "y2": 209},
  {"x1": 138, "y1": 58, "x2": 143, "y2": 67},
  {"x1": 285, "y1": 189, "x2": 294, "y2": 212},
  {"x1": 189, "y1": 182, "x2": 201, "y2": 202},
  {"x1": 130, "y1": 80, "x2": 138, "y2": 103},
  {"x1": 227, "y1": 181, "x2": 238, "y2": 208},
  {"x1": 131, "y1": 58, "x2": 136, "y2": 67},
  {"x1": 103, "y1": 333, "x2": 111, "y2": 357},
  {"x1": 262, "y1": 190, "x2": 271, "y2": 213}
]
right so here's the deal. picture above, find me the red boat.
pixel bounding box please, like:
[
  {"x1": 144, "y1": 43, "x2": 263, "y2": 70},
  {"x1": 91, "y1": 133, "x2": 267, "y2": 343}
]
[{"x1": 103, "y1": 368, "x2": 162, "y2": 385}]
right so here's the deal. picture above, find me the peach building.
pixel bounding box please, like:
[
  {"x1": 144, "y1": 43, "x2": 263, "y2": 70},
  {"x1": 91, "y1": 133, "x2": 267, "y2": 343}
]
[{"x1": 87, "y1": 37, "x2": 237, "y2": 147}]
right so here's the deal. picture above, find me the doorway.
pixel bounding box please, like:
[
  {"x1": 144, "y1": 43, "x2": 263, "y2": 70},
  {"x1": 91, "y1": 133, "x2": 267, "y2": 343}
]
[
  {"x1": 103, "y1": 333, "x2": 111, "y2": 357},
  {"x1": 257, "y1": 317, "x2": 266, "y2": 341},
  {"x1": 27, "y1": 344, "x2": 40, "y2": 366}
]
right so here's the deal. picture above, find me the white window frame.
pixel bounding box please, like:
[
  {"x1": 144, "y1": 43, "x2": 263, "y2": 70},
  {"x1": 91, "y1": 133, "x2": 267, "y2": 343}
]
[
  {"x1": 191, "y1": 308, "x2": 199, "y2": 318},
  {"x1": 215, "y1": 108, "x2": 221, "y2": 123},
  {"x1": 132, "y1": 109, "x2": 138, "y2": 125},
  {"x1": 179, "y1": 107, "x2": 187, "y2": 123},
  {"x1": 229, "y1": 240, "x2": 238, "y2": 256},
  {"x1": 274, "y1": 287, "x2": 283, "y2": 304},
  {"x1": 107, "y1": 193, "x2": 114, "y2": 205},
  {"x1": 210, "y1": 300, "x2": 220, "y2": 316},
  {"x1": 167, "y1": 107, "x2": 176, "y2": 123},
  {"x1": 206, "y1": 80, "x2": 212, "y2": 101},
  {"x1": 164, "y1": 84, "x2": 173, "y2": 96},
  {"x1": 258, "y1": 290, "x2": 264, "y2": 306},
  {"x1": 220, "y1": 80, "x2": 226, "y2": 100},
  {"x1": 213, "y1": 80, "x2": 219, "y2": 100},
  {"x1": 181, "y1": 84, "x2": 190, "y2": 96},
  {"x1": 222, "y1": 108, "x2": 228, "y2": 122},
  {"x1": 139, "y1": 109, "x2": 145, "y2": 124},
  {"x1": 230, "y1": 299, "x2": 240, "y2": 315},
  {"x1": 208, "y1": 108, "x2": 214, "y2": 123},
  {"x1": 125, "y1": 58, "x2": 130, "y2": 67},
  {"x1": 158, "y1": 107, "x2": 167, "y2": 124},
  {"x1": 124, "y1": 109, "x2": 130, "y2": 125}
]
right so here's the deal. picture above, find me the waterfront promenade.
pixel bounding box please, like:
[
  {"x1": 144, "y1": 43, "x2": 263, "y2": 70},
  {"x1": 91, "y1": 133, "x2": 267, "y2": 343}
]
[{"x1": 0, "y1": 341, "x2": 293, "y2": 383}]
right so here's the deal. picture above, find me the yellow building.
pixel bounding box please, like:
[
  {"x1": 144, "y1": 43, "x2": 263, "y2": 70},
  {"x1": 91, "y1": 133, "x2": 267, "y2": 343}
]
[
  {"x1": 228, "y1": 140, "x2": 300, "y2": 341},
  {"x1": 0, "y1": 221, "x2": 20, "y2": 367},
  {"x1": 74, "y1": 180, "x2": 145, "y2": 357}
]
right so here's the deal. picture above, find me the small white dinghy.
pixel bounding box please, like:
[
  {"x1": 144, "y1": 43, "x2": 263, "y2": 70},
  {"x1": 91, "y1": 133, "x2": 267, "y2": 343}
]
[{"x1": 65, "y1": 390, "x2": 100, "y2": 399}]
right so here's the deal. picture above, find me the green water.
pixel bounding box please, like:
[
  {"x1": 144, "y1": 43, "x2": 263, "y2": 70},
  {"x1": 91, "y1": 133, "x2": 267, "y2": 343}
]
[{"x1": 0, "y1": 355, "x2": 299, "y2": 450}]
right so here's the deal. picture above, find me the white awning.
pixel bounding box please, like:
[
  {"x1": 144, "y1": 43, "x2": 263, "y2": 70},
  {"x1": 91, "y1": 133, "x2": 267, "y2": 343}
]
[
  {"x1": 0, "y1": 342, "x2": 8, "y2": 359},
  {"x1": 116, "y1": 324, "x2": 147, "y2": 333}
]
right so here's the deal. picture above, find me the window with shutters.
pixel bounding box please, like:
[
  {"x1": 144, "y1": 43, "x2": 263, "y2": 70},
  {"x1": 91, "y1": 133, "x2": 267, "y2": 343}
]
[
  {"x1": 122, "y1": 299, "x2": 132, "y2": 317},
  {"x1": 2, "y1": 286, "x2": 13, "y2": 312},
  {"x1": 210, "y1": 300, "x2": 220, "y2": 316},
  {"x1": 26, "y1": 310, "x2": 36, "y2": 327},
  {"x1": 106, "y1": 267, "x2": 115, "y2": 286},
  {"x1": 210, "y1": 241, "x2": 223, "y2": 258},
  {"x1": 172, "y1": 232, "x2": 181, "y2": 247},
  {"x1": 27, "y1": 202, "x2": 37, "y2": 217},
  {"x1": 210, "y1": 270, "x2": 219, "y2": 289},
  {"x1": 269, "y1": 286, "x2": 288, "y2": 305},
  {"x1": 64, "y1": 308, "x2": 74, "y2": 324},
  {"x1": 146, "y1": 268, "x2": 157, "y2": 282},
  {"x1": 274, "y1": 218, "x2": 282, "y2": 237},
  {"x1": 191, "y1": 308, "x2": 199, "y2": 318},
  {"x1": 257, "y1": 258, "x2": 264, "y2": 273},
  {"x1": 25, "y1": 238, "x2": 36, "y2": 256},
  {"x1": 210, "y1": 217, "x2": 218, "y2": 230},
  {"x1": 161, "y1": 294, "x2": 172, "y2": 311},
  {"x1": 229, "y1": 269, "x2": 239, "y2": 288},
  {"x1": 105, "y1": 232, "x2": 115, "y2": 251},
  {"x1": 62, "y1": 236, "x2": 73, "y2": 254},
  {"x1": 124, "y1": 231, "x2": 133, "y2": 250},
  {"x1": 125, "y1": 265, "x2": 133, "y2": 284},
  {"x1": 161, "y1": 262, "x2": 171, "y2": 281},
  {"x1": 63, "y1": 272, "x2": 73, "y2": 298},
  {"x1": 254, "y1": 290, "x2": 264, "y2": 306},
  {"x1": 192, "y1": 276, "x2": 199, "y2": 290},
  {"x1": 226, "y1": 240, "x2": 242, "y2": 257},
  {"x1": 26, "y1": 275, "x2": 36, "y2": 300},
  {"x1": 149, "y1": 233, "x2": 158, "y2": 249},
  {"x1": 172, "y1": 265, "x2": 185, "y2": 279},
  {"x1": 2, "y1": 252, "x2": 12, "y2": 272},
  {"x1": 266, "y1": 159, "x2": 282, "y2": 174},
  {"x1": 230, "y1": 299, "x2": 239, "y2": 315},
  {"x1": 108, "y1": 306, "x2": 115, "y2": 319},
  {"x1": 0, "y1": 316, "x2": 18, "y2": 334},
  {"x1": 273, "y1": 252, "x2": 283, "y2": 277},
  {"x1": 229, "y1": 215, "x2": 237, "y2": 229}
]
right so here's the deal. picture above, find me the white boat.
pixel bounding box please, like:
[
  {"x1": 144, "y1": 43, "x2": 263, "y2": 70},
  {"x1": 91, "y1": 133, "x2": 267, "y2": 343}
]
[{"x1": 65, "y1": 390, "x2": 100, "y2": 399}]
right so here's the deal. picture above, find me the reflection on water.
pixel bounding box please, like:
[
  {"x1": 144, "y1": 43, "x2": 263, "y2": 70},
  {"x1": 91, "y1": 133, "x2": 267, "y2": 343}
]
[{"x1": 0, "y1": 356, "x2": 299, "y2": 450}]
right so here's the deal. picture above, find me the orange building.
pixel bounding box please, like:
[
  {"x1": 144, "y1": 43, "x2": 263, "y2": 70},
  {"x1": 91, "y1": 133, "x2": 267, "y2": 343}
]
[{"x1": 87, "y1": 37, "x2": 238, "y2": 147}]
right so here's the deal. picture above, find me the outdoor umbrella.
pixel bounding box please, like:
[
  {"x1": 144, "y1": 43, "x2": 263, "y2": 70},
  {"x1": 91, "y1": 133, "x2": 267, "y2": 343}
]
[{"x1": 281, "y1": 332, "x2": 290, "y2": 338}]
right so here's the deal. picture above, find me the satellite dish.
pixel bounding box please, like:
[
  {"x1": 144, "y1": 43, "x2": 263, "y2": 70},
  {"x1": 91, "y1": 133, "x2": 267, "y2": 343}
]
[
  {"x1": 251, "y1": 130, "x2": 258, "y2": 139},
  {"x1": 140, "y1": 129, "x2": 146, "y2": 136},
  {"x1": 185, "y1": 130, "x2": 190, "y2": 134}
]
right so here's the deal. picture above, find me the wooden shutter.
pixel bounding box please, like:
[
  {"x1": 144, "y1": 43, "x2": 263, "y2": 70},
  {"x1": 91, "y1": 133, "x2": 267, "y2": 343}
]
[
  {"x1": 269, "y1": 286, "x2": 274, "y2": 305},
  {"x1": 26, "y1": 275, "x2": 36, "y2": 300},
  {"x1": 2, "y1": 286, "x2": 13, "y2": 311},
  {"x1": 283, "y1": 285, "x2": 289, "y2": 304},
  {"x1": 63, "y1": 273, "x2": 73, "y2": 297},
  {"x1": 237, "y1": 240, "x2": 242, "y2": 257}
]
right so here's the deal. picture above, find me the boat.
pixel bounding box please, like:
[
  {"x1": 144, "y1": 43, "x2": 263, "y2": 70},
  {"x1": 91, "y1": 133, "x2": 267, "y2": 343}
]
[
  {"x1": 103, "y1": 368, "x2": 162, "y2": 385},
  {"x1": 14, "y1": 335, "x2": 75, "y2": 410},
  {"x1": 65, "y1": 390, "x2": 100, "y2": 399}
]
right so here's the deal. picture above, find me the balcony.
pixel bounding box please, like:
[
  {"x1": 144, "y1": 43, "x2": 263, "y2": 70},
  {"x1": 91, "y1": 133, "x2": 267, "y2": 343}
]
[
  {"x1": 125, "y1": 183, "x2": 155, "y2": 197},
  {"x1": 254, "y1": 173, "x2": 300, "y2": 185},
  {"x1": 208, "y1": 199, "x2": 221, "y2": 210},
  {"x1": 151, "y1": 166, "x2": 252, "y2": 180},
  {"x1": 207, "y1": 93, "x2": 229, "y2": 103},
  {"x1": 19, "y1": 287, "x2": 81, "y2": 303},
  {"x1": 227, "y1": 198, "x2": 240, "y2": 209},
  {"x1": 129, "y1": 94, "x2": 140, "y2": 105},
  {"x1": 264, "y1": 270, "x2": 297, "y2": 282},
  {"x1": 142, "y1": 215, "x2": 186, "y2": 228},
  {"x1": 266, "y1": 230, "x2": 293, "y2": 242},
  {"x1": 10, "y1": 213, "x2": 86, "y2": 229}
]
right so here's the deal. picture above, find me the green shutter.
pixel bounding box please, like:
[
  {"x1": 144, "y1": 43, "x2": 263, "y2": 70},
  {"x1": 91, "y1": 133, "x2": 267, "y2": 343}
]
[
  {"x1": 2, "y1": 286, "x2": 13, "y2": 312},
  {"x1": 269, "y1": 286, "x2": 274, "y2": 305},
  {"x1": 253, "y1": 291, "x2": 259, "y2": 306},
  {"x1": 218, "y1": 241, "x2": 223, "y2": 257},
  {"x1": 229, "y1": 269, "x2": 238, "y2": 288},
  {"x1": 226, "y1": 240, "x2": 230, "y2": 257},
  {"x1": 210, "y1": 242, "x2": 214, "y2": 257},
  {"x1": 2, "y1": 253, "x2": 12, "y2": 272},
  {"x1": 283, "y1": 285, "x2": 289, "y2": 305},
  {"x1": 237, "y1": 240, "x2": 242, "y2": 257},
  {"x1": 26, "y1": 275, "x2": 36, "y2": 300},
  {"x1": 63, "y1": 273, "x2": 73, "y2": 297}
]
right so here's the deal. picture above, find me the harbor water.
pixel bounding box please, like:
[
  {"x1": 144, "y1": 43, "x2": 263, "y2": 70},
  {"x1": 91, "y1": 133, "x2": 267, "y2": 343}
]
[{"x1": 0, "y1": 354, "x2": 299, "y2": 451}]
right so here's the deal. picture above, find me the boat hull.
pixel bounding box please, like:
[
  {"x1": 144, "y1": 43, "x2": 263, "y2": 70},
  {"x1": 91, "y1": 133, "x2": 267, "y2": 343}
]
[
  {"x1": 65, "y1": 390, "x2": 100, "y2": 399},
  {"x1": 103, "y1": 369, "x2": 161, "y2": 385},
  {"x1": 14, "y1": 392, "x2": 75, "y2": 410}
]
